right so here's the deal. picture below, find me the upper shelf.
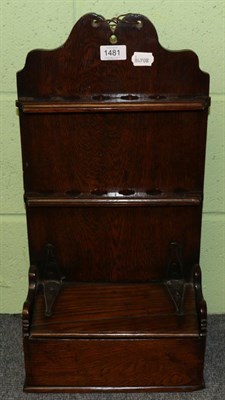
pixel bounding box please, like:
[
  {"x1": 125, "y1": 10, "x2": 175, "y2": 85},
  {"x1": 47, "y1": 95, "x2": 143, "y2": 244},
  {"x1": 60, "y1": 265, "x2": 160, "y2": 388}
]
[
  {"x1": 16, "y1": 95, "x2": 210, "y2": 113},
  {"x1": 25, "y1": 191, "x2": 202, "y2": 207}
]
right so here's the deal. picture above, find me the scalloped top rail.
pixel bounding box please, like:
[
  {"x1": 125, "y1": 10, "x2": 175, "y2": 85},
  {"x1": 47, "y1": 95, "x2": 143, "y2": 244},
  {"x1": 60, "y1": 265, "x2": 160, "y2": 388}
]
[{"x1": 16, "y1": 13, "x2": 209, "y2": 98}]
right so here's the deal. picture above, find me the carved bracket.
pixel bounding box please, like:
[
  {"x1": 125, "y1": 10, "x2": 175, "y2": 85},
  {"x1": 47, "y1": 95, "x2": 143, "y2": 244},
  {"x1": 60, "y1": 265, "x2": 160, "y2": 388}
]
[
  {"x1": 193, "y1": 264, "x2": 207, "y2": 336},
  {"x1": 39, "y1": 244, "x2": 65, "y2": 317},
  {"x1": 164, "y1": 242, "x2": 185, "y2": 315},
  {"x1": 22, "y1": 265, "x2": 37, "y2": 336}
]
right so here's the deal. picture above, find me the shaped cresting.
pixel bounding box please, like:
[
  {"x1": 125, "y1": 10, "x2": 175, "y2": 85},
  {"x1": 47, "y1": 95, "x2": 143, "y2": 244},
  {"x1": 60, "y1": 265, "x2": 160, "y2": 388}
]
[
  {"x1": 16, "y1": 13, "x2": 210, "y2": 393},
  {"x1": 17, "y1": 12, "x2": 209, "y2": 97}
]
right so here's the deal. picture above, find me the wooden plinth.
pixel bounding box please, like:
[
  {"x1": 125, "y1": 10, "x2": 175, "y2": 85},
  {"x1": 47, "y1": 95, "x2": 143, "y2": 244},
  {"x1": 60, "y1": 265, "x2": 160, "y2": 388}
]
[{"x1": 23, "y1": 282, "x2": 205, "y2": 392}]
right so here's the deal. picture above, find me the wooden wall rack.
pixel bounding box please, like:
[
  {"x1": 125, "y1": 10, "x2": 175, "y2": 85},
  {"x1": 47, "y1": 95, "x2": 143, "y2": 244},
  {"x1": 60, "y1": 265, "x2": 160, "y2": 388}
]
[{"x1": 16, "y1": 13, "x2": 210, "y2": 392}]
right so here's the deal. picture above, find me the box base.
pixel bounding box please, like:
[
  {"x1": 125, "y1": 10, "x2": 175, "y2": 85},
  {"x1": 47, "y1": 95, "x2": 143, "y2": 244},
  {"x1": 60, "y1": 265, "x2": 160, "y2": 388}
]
[{"x1": 23, "y1": 282, "x2": 206, "y2": 392}]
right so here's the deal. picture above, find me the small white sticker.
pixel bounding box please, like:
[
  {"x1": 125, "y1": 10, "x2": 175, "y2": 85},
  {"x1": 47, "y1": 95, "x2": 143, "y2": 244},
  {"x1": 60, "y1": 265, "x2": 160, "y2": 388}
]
[
  {"x1": 100, "y1": 45, "x2": 127, "y2": 61},
  {"x1": 131, "y1": 52, "x2": 154, "y2": 66}
]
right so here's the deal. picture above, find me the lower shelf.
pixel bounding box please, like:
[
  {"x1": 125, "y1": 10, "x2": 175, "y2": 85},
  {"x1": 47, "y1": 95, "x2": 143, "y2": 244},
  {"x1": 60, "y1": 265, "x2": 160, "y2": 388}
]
[
  {"x1": 31, "y1": 282, "x2": 199, "y2": 338},
  {"x1": 23, "y1": 281, "x2": 206, "y2": 392}
]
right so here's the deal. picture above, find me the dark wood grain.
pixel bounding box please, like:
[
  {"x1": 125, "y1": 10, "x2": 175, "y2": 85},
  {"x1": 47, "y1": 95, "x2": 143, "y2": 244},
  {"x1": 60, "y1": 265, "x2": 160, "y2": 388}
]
[
  {"x1": 31, "y1": 283, "x2": 199, "y2": 338},
  {"x1": 26, "y1": 206, "x2": 202, "y2": 282},
  {"x1": 17, "y1": 14, "x2": 209, "y2": 97},
  {"x1": 19, "y1": 110, "x2": 208, "y2": 193},
  {"x1": 24, "y1": 338, "x2": 205, "y2": 390},
  {"x1": 17, "y1": 12, "x2": 209, "y2": 392}
]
